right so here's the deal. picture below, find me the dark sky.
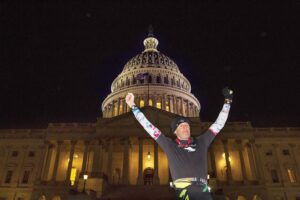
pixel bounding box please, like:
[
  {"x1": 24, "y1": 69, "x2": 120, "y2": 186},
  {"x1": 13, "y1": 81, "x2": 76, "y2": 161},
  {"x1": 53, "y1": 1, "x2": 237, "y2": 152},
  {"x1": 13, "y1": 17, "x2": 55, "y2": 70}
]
[{"x1": 0, "y1": 1, "x2": 299, "y2": 128}]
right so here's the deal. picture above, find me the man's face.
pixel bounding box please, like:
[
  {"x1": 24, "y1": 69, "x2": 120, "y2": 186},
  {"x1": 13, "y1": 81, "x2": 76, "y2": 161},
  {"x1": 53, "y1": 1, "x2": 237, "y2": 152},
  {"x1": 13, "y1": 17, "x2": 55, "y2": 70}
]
[{"x1": 175, "y1": 122, "x2": 190, "y2": 140}]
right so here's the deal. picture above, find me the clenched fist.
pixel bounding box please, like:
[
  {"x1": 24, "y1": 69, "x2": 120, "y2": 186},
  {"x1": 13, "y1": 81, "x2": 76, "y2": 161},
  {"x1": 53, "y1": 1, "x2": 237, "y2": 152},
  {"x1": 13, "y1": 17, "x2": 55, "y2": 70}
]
[{"x1": 125, "y1": 93, "x2": 136, "y2": 108}]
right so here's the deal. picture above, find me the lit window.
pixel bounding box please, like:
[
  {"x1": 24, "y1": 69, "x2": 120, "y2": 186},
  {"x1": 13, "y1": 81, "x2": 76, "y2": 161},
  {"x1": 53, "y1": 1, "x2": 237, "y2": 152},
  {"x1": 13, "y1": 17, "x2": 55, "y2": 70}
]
[
  {"x1": 148, "y1": 99, "x2": 153, "y2": 106},
  {"x1": 70, "y1": 167, "x2": 77, "y2": 186},
  {"x1": 4, "y1": 170, "x2": 13, "y2": 184},
  {"x1": 156, "y1": 102, "x2": 161, "y2": 109},
  {"x1": 140, "y1": 100, "x2": 145, "y2": 107},
  {"x1": 22, "y1": 170, "x2": 30, "y2": 184},
  {"x1": 166, "y1": 105, "x2": 170, "y2": 111},
  {"x1": 287, "y1": 168, "x2": 297, "y2": 183}
]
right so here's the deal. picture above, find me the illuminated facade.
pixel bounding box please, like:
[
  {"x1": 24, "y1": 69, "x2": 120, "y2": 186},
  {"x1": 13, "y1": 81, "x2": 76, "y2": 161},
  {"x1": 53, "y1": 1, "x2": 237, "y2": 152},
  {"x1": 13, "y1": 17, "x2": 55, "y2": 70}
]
[{"x1": 0, "y1": 33, "x2": 300, "y2": 200}]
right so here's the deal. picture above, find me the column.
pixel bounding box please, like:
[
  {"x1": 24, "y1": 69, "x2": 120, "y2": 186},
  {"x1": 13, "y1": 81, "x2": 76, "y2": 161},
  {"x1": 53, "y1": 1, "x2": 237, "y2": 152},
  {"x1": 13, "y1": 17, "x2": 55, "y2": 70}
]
[
  {"x1": 246, "y1": 142, "x2": 257, "y2": 181},
  {"x1": 36, "y1": 141, "x2": 50, "y2": 183},
  {"x1": 222, "y1": 139, "x2": 233, "y2": 183},
  {"x1": 66, "y1": 140, "x2": 77, "y2": 183},
  {"x1": 122, "y1": 137, "x2": 130, "y2": 184},
  {"x1": 153, "y1": 96, "x2": 157, "y2": 108},
  {"x1": 272, "y1": 144, "x2": 285, "y2": 184},
  {"x1": 209, "y1": 145, "x2": 217, "y2": 178},
  {"x1": 289, "y1": 144, "x2": 300, "y2": 180},
  {"x1": 180, "y1": 97, "x2": 184, "y2": 116},
  {"x1": 51, "y1": 140, "x2": 63, "y2": 181},
  {"x1": 80, "y1": 140, "x2": 90, "y2": 177},
  {"x1": 91, "y1": 140, "x2": 102, "y2": 177},
  {"x1": 136, "y1": 96, "x2": 140, "y2": 107},
  {"x1": 167, "y1": 95, "x2": 171, "y2": 112},
  {"x1": 162, "y1": 95, "x2": 166, "y2": 110},
  {"x1": 186, "y1": 101, "x2": 190, "y2": 116},
  {"x1": 236, "y1": 139, "x2": 248, "y2": 183},
  {"x1": 111, "y1": 102, "x2": 115, "y2": 117},
  {"x1": 251, "y1": 141, "x2": 265, "y2": 184},
  {"x1": 42, "y1": 144, "x2": 54, "y2": 181},
  {"x1": 173, "y1": 96, "x2": 177, "y2": 114},
  {"x1": 153, "y1": 142, "x2": 160, "y2": 184},
  {"x1": 117, "y1": 98, "x2": 120, "y2": 115},
  {"x1": 107, "y1": 138, "x2": 113, "y2": 183},
  {"x1": 122, "y1": 99, "x2": 127, "y2": 113},
  {"x1": 137, "y1": 137, "x2": 144, "y2": 185}
]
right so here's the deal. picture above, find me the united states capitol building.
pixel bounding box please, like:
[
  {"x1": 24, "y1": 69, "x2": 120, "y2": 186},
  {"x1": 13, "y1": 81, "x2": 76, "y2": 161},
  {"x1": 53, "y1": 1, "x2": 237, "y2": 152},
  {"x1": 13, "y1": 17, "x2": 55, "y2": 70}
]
[{"x1": 0, "y1": 32, "x2": 300, "y2": 200}]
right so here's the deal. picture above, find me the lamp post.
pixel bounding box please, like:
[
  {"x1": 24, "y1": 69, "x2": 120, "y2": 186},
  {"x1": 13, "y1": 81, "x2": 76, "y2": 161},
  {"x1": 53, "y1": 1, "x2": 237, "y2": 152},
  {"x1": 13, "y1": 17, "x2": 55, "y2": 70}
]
[{"x1": 83, "y1": 174, "x2": 88, "y2": 193}]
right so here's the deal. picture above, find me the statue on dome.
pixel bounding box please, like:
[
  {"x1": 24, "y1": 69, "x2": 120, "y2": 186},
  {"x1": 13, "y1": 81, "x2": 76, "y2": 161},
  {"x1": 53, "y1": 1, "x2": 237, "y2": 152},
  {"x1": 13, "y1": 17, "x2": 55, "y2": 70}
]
[{"x1": 125, "y1": 87, "x2": 233, "y2": 200}]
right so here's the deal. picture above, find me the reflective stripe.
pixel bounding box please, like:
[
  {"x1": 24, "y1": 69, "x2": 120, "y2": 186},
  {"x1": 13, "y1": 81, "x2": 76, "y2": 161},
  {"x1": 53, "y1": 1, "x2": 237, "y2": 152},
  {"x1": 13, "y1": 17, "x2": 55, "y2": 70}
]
[
  {"x1": 175, "y1": 177, "x2": 207, "y2": 185},
  {"x1": 174, "y1": 182, "x2": 192, "y2": 189}
]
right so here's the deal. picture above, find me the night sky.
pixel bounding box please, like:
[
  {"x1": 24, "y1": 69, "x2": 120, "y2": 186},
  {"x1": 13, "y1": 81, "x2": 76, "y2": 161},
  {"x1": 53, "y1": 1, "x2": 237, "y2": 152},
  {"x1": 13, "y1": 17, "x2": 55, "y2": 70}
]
[{"x1": 0, "y1": 1, "x2": 299, "y2": 128}]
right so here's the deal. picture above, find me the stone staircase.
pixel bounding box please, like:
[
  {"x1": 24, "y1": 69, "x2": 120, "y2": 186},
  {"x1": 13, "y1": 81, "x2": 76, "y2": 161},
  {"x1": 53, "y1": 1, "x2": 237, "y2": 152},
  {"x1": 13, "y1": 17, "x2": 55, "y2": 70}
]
[
  {"x1": 67, "y1": 185, "x2": 227, "y2": 200},
  {"x1": 99, "y1": 185, "x2": 174, "y2": 200}
]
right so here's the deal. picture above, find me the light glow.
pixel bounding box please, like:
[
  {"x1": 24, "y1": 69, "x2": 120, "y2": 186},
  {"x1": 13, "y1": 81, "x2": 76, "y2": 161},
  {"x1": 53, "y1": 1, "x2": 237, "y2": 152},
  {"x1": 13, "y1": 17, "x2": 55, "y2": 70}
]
[
  {"x1": 156, "y1": 102, "x2": 161, "y2": 109},
  {"x1": 148, "y1": 99, "x2": 153, "y2": 106},
  {"x1": 70, "y1": 167, "x2": 77, "y2": 186},
  {"x1": 222, "y1": 153, "x2": 231, "y2": 162},
  {"x1": 140, "y1": 100, "x2": 145, "y2": 107}
]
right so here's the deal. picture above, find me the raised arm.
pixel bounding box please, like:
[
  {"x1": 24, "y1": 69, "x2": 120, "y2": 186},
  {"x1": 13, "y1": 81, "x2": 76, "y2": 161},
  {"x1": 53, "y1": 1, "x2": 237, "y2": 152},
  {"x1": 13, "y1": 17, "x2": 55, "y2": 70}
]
[
  {"x1": 125, "y1": 93, "x2": 162, "y2": 140},
  {"x1": 209, "y1": 87, "x2": 233, "y2": 136}
]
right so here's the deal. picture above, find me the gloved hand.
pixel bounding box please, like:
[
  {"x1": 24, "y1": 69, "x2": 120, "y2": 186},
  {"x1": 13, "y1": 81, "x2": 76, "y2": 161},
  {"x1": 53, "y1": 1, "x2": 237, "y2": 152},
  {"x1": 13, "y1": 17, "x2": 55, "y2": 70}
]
[{"x1": 222, "y1": 87, "x2": 233, "y2": 104}]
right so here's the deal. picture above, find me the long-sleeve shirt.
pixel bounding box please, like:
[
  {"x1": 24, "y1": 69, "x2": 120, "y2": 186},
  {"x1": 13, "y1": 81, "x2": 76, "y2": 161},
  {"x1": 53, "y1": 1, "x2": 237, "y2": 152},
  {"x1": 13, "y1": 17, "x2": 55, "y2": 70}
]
[{"x1": 131, "y1": 103, "x2": 231, "y2": 181}]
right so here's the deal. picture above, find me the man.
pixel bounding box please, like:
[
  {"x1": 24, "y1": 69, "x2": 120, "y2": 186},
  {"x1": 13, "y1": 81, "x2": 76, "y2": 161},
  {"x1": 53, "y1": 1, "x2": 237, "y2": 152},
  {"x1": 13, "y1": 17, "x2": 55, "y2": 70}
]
[{"x1": 125, "y1": 88, "x2": 233, "y2": 200}]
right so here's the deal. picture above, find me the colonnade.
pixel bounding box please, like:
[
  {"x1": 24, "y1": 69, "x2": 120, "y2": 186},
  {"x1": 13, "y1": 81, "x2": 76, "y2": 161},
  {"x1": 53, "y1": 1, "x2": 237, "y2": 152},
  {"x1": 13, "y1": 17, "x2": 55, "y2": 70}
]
[
  {"x1": 39, "y1": 137, "x2": 162, "y2": 185},
  {"x1": 17, "y1": 138, "x2": 299, "y2": 186},
  {"x1": 103, "y1": 95, "x2": 199, "y2": 118}
]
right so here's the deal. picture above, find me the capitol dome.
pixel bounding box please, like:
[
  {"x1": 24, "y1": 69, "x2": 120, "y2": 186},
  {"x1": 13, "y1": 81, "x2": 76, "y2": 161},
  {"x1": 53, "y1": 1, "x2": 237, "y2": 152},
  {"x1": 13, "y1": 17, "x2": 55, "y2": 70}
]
[{"x1": 102, "y1": 31, "x2": 200, "y2": 118}]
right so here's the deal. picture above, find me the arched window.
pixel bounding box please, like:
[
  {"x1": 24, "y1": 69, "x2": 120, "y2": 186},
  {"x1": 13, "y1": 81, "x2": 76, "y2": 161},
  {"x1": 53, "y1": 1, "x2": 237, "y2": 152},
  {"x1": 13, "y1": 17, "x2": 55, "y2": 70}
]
[
  {"x1": 132, "y1": 77, "x2": 136, "y2": 84},
  {"x1": 171, "y1": 77, "x2": 175, "y2": 85},
  {"x1": 156, "y1": 76, "x2": 161, "y2": 84},
  {"x1": 140, "y1": 99, "x2": 145, "y2": 107},
  {"x1": 148, "y1": 99, "x2": 153, "y2": 106},
  {"x1": 148, "y1": 75, "x2": 152, "y2": 83},
  {"x1": 164, "y1": 76, "x2": 169, "y2": 84},
  {"x1": 176, "y1": 80, "x2": 180, "y2": 87}
]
